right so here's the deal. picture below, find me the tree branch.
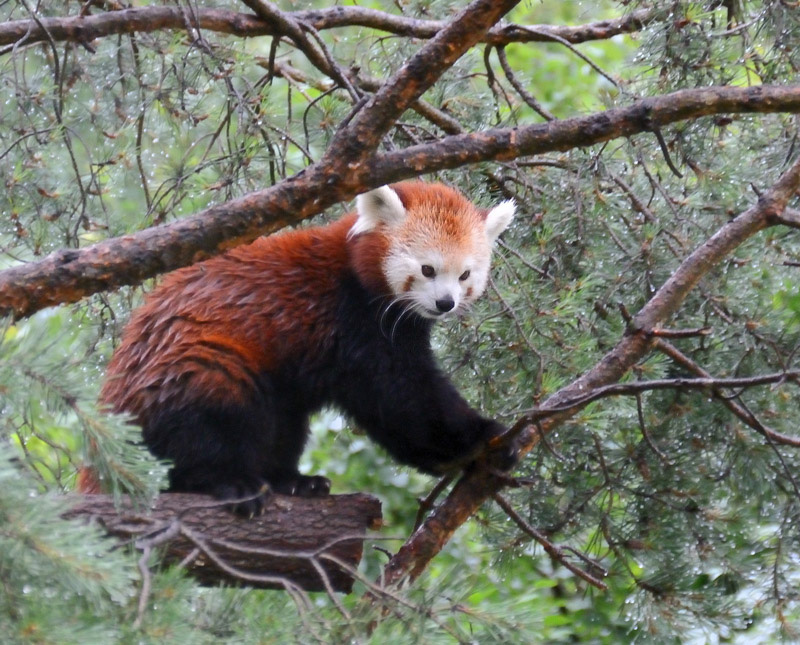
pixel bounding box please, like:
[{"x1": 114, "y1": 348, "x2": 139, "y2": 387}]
[
  {"x1": 370, "y1": 85, "x2": 800, "y2": 178},
  {"x1": 65, "y1": 492, "x2": 383, "y2": 593},
  {"x1": 316, "y1": 0, "x2": 521, "y2": 167},
  {"x1": 266, "y1": 59, "x2": 466, "y2": 135},
  {"x1": 0, "y1": 6, "x2": 655, "y2": 50},
  {"x1": 655, "y1": 339, "x2": 800, "y2": 448},
  {"x1": 493, "y1": 493, "x2": 607, "y2": 590},
  {"x1": 1, "y1": 85, "x2": 798, "y2": 320},
  {"x1": 379, "y1": 152, "x2": 800, "y2": 587},
  {"x1": 239, "y1": 0, "x2": 359, "y2": 100},
  {"x1": 527, "y1": 371, "x2": 800, "y2": 417}
]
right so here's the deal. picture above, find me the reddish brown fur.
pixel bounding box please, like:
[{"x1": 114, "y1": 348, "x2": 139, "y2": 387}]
[
  {"x1": 101, "y1": 182, "x2": 471, "y2": 421},
  {"x1": 348, "y1": 223, "x2": 391, "y2": 295},
  {"x1": 91, "y1": 181, "x2": 516, "y2": 505},
  {"x1": 76, "y1": 465, "x2": 102, "y2": 494},
  {"x1": 102, "y1": 214, "x2": 351, "y2": 416},
  {"x1": 391, "y1": 182, "x2": 475, "y2": 220},
  {"x1": 391, "y1": 182, "x2": 483, "y2": 256}
]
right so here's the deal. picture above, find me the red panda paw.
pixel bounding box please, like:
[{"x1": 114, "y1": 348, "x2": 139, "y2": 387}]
[
  {"x1": 212, "y1": 479, "x2": 272, "y2": 518},
  {"x1": 271, "y1": 474, "x2": 332, "y2": 498},
  {"x1": 482, "y1": 420, "x2": 521, "y2": 472}
]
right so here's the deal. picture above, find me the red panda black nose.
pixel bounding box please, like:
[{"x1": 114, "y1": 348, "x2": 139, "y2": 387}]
[{"x1": 435, "y1": 297, "x2": 455, "y2": 313}]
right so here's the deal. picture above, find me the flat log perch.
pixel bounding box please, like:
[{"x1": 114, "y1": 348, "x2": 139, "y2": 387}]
[{"x1": 65, "y1": 492, "x2": 383, "y2": 593}]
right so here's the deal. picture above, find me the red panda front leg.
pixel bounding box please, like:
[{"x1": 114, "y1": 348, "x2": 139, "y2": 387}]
[
  {"x1": 333, "y1": 351, "x2": 517, "y2": 476},
  {"x1": 331, "y1": 278, "x2": 519, "y2": 477}
]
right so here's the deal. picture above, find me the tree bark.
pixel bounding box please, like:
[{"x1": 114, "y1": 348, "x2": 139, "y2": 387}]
[
  {"x1": 0, "y1": 6, "x2": 653, "y2": 49},
  {"x1": 65, "y1": 493, "x2": 383, "y2": 593},
  {"x1": 1, "y1": 85, "x2": 798, "y2": 321}
]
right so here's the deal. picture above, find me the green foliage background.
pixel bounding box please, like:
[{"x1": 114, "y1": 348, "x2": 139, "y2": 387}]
[{"x1": 1, "y1": 0, "x2": 800, "y2": 643}]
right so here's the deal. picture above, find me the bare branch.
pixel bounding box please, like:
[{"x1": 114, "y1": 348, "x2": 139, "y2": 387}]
[
  {"x1": 496, "y1": 45, "x2": 555, "y2": 121},
  {"x1": 648, "y1": 326, "x2": 711, "y2": 338},
  {"x1": 655, "y1": 339, "x2": 800, "y2": 448},
  {"x1": 507, "y1": 24, "x2": 620, "y2": 90},
  {"x1": 493, "y1": 493, "x2": 607, "y2": 590},
  {"x1": 527, "y1": 371, "x2": 800, "y2": 417},
  {"x1": 370, "y1": 85, "x2": 800, "y2": 179},
  {"x1": 239, "y1": 0, "x2": 359, "y2": 100},
  {"x1": 775, "y1": 207, "x2": 800, "y2": 229}
]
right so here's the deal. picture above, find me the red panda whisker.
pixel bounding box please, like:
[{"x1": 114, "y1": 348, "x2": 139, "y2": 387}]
[
  {"x1": 389, "y1": 301, "x2": 420, "y2": 343},
  {"x1": 377, "y1": 296, "x2": 413, "y2": 337}
]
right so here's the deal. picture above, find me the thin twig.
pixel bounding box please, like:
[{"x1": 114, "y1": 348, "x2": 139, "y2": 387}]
[
  {"x1": 634, "y1": 390, "x2": 673, "y2": 466},
  {"x1": 493, "y1": 493, "x2": 608, "y2": 590},
  {"x1": 496, "y1": 45, "x2": 554, "y2": 121},
  {"x1": 414, "y1": 475, "x2": 453, "y2": 531},
  {"x1": 132, "y1": 519, "x2": 182, "y2": 629},
  {"x1": 655, "y1": 339, "x2": 800, "y2": 448}
]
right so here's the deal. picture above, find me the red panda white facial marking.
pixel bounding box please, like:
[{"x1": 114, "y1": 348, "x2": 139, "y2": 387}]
[{"x1": 351, "y1": 183, "x2": 515, "y2": 319}]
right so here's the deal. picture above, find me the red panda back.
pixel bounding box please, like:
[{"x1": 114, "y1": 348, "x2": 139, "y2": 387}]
[
  {"x1": 102, "y1": 181, "x2": 492, "y2": 423},
  {"x1": 100, "y1": 214, "x2": 356, "y2": 421}
]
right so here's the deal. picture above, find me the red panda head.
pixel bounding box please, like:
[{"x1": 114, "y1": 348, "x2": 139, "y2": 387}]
[{"x1": 349, "y1": 182, "x2": 514, "y2": 319}]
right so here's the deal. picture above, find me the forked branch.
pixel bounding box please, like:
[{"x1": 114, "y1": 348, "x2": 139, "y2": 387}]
[{"x1": 65, "y1": 492, "x2": 383, "y2": 593}]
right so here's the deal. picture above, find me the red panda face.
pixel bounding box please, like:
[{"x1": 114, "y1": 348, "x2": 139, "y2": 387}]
[{"x1": 350, "y1": 183, "x2": 514, "y2": 319}]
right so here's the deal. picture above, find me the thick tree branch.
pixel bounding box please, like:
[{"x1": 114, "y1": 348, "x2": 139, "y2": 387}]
[
  {"x1": 299, "y1": 6, "x2": 654, "y2": 46},
  {"x1": 370, "y1": 85, "x2": 800, "y2": 178},
  {"x1": 0, "y1": 6, "x2": 654, "y2": 50},
  {"x1": 379, "y1": 153, "x2": 800, "y2": 587},
  {"x1": 317, "y1": 0, "x2": 520, "y2": 166},
  {"x1": 0, "y1": 85, "x2": 798, "y2": 320},
  {"x1": 65, "y1": 492, "x2": 383, "y2": 593}
]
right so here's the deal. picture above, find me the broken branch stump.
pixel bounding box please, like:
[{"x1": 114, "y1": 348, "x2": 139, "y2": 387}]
[{"x1": 65, "y1": 492, "x2": 383, "y2": 593}]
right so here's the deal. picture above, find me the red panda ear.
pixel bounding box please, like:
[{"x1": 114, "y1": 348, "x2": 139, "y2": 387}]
[
  {"x1": 485, "y1": 200, "x2": 515, "y2": 242},
  {"x1": 351, "y1": 185, "x2": 407, "y2": 237}
]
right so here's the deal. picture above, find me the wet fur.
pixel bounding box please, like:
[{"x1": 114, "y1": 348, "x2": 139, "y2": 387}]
[{"x1": 101, "y1": 182, "x2": 513, "y2": 514}]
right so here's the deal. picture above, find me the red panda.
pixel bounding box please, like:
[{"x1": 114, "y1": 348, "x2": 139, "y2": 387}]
[{"x1": 100, "y1": 182, "x2": 516, "y2": 514}]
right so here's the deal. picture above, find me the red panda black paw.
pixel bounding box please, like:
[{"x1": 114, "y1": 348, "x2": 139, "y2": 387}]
[
  {"x1": 212, "y1": 480, "x2": 272, "y2": 518},
  {"x1": 482, "y1": 421, "x2": 521, "y2": 472},
  {"x1": 271, "y1": 474, "x2": 332, "y2": 498}
]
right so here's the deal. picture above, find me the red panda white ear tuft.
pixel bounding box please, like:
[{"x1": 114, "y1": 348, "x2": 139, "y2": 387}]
[
  {"x1": 485, "y1": 200, "x2": 515, "y2": 243},
  {"x1": 350, "y1": 185, "x2": 407, "y2": 237}
]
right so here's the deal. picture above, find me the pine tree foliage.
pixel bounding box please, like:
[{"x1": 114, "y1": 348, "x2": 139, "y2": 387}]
[
  {"x1": 0, "y1": 442, "x2": 136, "y2": 643},
  {"x1": 1, "y1": 311, "x2": 166, "y2": 501},
  {"x1": 1, "y1": 0, "x2": 800, "y2": 642}
]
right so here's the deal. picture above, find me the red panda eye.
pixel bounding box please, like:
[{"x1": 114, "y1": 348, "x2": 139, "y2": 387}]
[
  {"x1": 421, "y1": 265, "x2": 435, "y2": 278},
  {"x1": 459, "y1": 270, "x2": 471, "y2": 281}
]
